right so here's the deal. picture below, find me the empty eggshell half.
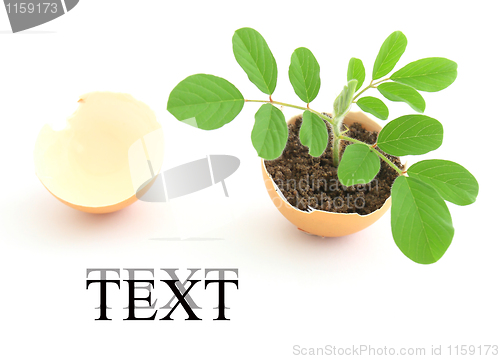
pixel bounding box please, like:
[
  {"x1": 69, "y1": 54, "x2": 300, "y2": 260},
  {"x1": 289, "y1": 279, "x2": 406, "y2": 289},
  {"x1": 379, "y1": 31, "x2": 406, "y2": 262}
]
[{"x1": 34, "y1": 92, "x2": 164, "y2": 213}]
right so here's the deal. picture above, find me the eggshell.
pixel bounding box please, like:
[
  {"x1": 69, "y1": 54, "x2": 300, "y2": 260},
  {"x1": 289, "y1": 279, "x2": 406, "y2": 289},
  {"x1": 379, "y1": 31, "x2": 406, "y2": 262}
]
[
  {"x1": 261, "y1": 111, "x2": 391, "y2": 237},
  {"x1": 34, "y1": 92, "x2": 164, "y2": 213}
]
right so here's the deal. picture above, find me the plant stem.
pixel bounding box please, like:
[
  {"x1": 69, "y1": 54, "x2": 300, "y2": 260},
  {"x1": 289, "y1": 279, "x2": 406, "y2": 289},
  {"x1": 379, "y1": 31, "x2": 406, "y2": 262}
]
[
  {"x1": 244, "y1": 99, "x2": 334, "y2": 125},
  {"x1": 331, "y1": 114, "x2": 344, "y2": 167},
  {"x1": 339, "y1": 135, "x2": 403, "y2": 175},
  {"x1": 331, "y1": 76, "x2": 391, "y2": 168},
  {"x1": 351, "y1": 77, "x2": 390, "y2": 102},
  {"x1": 245, "y1": 97, "x2": 402, "y2": 176},
  {"x1": 332, "y1": 136, "x2": 341, "y2": 167}
]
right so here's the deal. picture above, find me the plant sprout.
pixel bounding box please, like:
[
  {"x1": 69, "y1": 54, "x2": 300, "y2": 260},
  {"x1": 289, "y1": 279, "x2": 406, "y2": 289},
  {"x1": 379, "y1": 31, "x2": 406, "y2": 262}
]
[{"x1": 167, "y1": 28, "x2": 479, "y2": 264}]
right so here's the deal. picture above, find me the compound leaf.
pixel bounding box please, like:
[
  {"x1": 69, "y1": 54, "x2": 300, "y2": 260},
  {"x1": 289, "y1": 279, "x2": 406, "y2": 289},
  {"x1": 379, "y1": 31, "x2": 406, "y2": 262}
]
[
  {"x1": 251, "y1": 104, "x2": 288, "y2": 160},
  {"x1": 167, "y1": 74, "x2": 244, "y2": 130},
  {"x1": 377, "y1": 115, "x2": 443, "y2": 156},
  {"x1": 338, "y1": 144, "x2": 380, "y2": 186},
  {"x1": 356, "y1": 96, "x2": 389, "y2": 120},
  {"x1": 232, "y1": 27, "x2": 278, "y2": 95},
  {"x1": 390, "y1": 57, "x2": 457, "y2": 92},
  {"x1": 378, "y1": 82, "x2": 426, "y2": 113},
  {"x1": 299, "y1": 110, "x2": 328, "y2": 157},
  {"x1": 372, "y1": 31, "x2": 407, "y2": 80},
  {"x1": 347, "y1": 57, "x2": 365, "y2": 92},
  {"x1": 289, "y1": 47, "x2": 321, "y2": 103},
  {"x1": 391, "y1": 176, "x2": 454, "y2": 264},
  {"x1": 407, "y1": 159, "x2": 479, "y2": 206}
]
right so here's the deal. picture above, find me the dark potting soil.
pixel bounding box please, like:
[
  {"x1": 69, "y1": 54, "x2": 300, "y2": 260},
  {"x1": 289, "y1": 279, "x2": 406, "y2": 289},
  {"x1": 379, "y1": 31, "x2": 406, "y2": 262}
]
[{"x1": 264, "y1": 114, "x2": 404, "y2": 215}]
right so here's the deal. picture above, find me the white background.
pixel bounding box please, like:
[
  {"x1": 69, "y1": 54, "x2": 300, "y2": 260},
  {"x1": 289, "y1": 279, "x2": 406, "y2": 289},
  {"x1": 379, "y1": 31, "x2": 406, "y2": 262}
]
[{"x1": 1, "y1": 1, "x2": 499, "y2": 358}]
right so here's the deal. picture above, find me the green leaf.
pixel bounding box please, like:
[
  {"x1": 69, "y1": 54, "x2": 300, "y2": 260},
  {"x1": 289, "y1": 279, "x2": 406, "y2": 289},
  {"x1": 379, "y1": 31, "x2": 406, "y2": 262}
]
[
  {"x1": 391, "y1": 176, "x2": 454, "y2": 264},
  {"x1": 407, "y1": 160, "x2": 479, "y2": 206},
  {"x1": 356, "y1": 96, "x2": 389, "y2": 120},
  {"x1": 251, "y1": 104, "x2": 288, "y2": 160},
  {"x1": 372, "y1": 31, "x2": 407, "y2": 80},
  {"x1": 347, "y1": 58, "x2": 365, "y2": 92},
  {"x1": 289, "y1": 47, "x2": 321, "y2": 103},
  {"x1": 299, "y1": 110, "x2": 328, "y2": 157},
  {"x1": 232, "y1": 27, "x2": 278, "y2": 95},
  {"x1": 167, "y1": 74, "x2": 245, "y2": 130},
  {"x1": 390, "y1": 57, "x2": 457, "y2": 92},
  {"x1": 377, "y1": 115, "x2": 443, "y2": 156},
  {"x1": 334, "y1": 79, "x2": 358, "y2": 119},
  {"x1": 377, "y1": 82, "x2": 426, "y2": 113},
  {"x1": 338, "y1": 144, "x2": 380, "y2": 186}
]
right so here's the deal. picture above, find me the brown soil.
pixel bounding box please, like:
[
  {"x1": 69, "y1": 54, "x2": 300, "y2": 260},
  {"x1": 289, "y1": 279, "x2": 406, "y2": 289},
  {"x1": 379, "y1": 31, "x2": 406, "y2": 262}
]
[{"x1": 264, "y1": 114, "x2": 403, "y2": 215}]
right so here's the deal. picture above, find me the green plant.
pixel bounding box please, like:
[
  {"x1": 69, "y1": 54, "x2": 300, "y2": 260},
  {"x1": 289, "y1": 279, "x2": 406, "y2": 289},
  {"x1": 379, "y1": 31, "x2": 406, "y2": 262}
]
[{"x1": 167, "y1": 28, "x2": 478, "y2": 264}]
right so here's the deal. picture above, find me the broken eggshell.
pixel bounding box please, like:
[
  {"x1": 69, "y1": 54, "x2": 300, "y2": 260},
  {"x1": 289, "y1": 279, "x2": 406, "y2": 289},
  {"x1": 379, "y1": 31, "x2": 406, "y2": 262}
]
[
  {"x1": 34, "y1": 91, "x2": 164, "y2": 213},
  {"x1": 261, "y1": 111, "x2": 392, "y2": 237}
]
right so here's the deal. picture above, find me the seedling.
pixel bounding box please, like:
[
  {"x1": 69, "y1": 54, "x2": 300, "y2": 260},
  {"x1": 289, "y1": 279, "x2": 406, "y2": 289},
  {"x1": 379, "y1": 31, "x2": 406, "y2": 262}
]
[{"x1": 167, "y1": 28, "x2": 479, "y2": 264}]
